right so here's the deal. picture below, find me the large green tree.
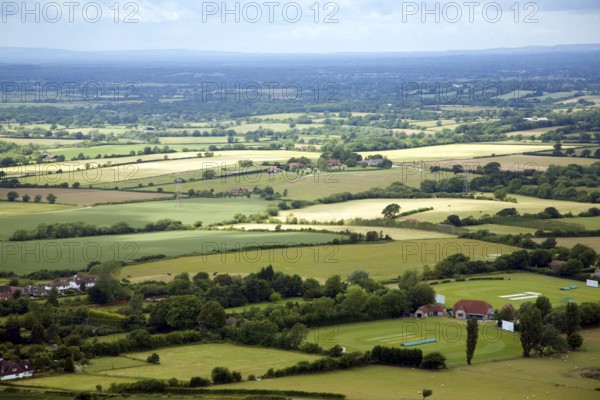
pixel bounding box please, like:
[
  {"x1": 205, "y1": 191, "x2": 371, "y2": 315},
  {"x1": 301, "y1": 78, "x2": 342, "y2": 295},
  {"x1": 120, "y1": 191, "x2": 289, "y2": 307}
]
[{"x1": 519, "y1": 305, "x2": 543, "y2": 357}]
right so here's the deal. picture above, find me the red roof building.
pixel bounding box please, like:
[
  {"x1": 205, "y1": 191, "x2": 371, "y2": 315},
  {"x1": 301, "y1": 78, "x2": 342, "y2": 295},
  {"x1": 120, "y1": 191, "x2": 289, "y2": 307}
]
[
  {"x1": 452, "y1": 299, "x2": 494, "y2": 320},
  {"x1": 415, "y1": 304, "x2": 446, "y2": 318}
]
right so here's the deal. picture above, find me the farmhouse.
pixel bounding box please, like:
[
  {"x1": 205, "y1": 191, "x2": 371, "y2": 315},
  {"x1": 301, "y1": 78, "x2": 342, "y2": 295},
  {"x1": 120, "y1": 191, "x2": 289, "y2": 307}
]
[
  {"x1": 414, "y1": 304, "x2": 446, "y2": 318},
  {"x1": 452, "y1": 299, "x2": 494, "y2": 320},
  {"x1": 230, "y1": 187, "x2": 250, "y2": 197},
  {"x1": 0, "y1": 359, "x2": 34, "y2": 380}
]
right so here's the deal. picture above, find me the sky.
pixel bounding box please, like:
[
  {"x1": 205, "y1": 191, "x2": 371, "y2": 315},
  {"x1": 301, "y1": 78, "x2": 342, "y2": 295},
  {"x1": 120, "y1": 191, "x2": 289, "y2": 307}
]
[{"x1": 1, "y1": 0, "x2": 599, "y2": 52}]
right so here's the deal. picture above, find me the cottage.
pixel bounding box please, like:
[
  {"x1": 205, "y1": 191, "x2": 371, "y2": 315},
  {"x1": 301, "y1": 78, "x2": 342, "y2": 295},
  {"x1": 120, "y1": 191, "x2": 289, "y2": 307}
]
[
  {"x1": 549, "y1": 260, "x2": 566, "y2": 270},
  {"x1": 363, "y1": 158, "x2": 384, "y2": 167},
  {"x1": 69, "y1": 275, "x2": 97, "y2": 290},
  {"x1": 288, "y1": 162, "x2": 306, "y2": 171},
  {"x1": 325, "y1": 159, "x2": 342, "y2": 168},
  {"x1": 0, "y1": 359, "x2": 34, "y2": 380},
  {"x1": 230, "y1": 187, "x2": 250, "y2": 197},
  {"x1": 44, "y1": 278, "x2": 71, "y2": 292},
  {"x1": 415, "y1": 304, "x2": 446, "y2": 318},
  {"x1": 452, "y1": 299, "x2": 494, "y2": 320}
]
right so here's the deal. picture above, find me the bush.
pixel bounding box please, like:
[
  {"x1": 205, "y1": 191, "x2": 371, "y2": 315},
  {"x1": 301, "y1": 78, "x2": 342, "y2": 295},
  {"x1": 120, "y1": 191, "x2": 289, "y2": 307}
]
[
  {"x1": 421, "y1": 352, "x2": 446, "y2": 370},
  {"x1": 189, "y1": 376, "x2": 211, "y2": 387},
  {"x1": 147, "y1": 353, "x2": 160, "y2": 364},
  {"x1": 212, "y1": 366, "x2": 234, "y2": 384},
  {"x1": 567, "y1": 333, "x2": 584, "y2": 350}
]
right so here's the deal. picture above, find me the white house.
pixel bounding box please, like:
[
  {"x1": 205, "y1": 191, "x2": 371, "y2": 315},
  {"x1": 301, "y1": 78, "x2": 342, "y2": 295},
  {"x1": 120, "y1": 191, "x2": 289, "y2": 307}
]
[{"x1": 0, "y1": 359, "x2": 34, "y2": 380}]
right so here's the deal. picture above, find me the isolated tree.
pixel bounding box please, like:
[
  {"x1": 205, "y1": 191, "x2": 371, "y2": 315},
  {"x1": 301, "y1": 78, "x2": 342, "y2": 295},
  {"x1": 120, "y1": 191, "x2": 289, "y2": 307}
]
[
  {"x1": 7, "y1": 191, "x2": 19, "y2": 201},
  {"x1": 33, "y1": 194, "x2": 42, "y2": 203},
  {"x1": 22, "y1": 194, "x2": 30, "y2": 202},
  {"x1": 466, "y1": 317, "x2": 478, "y2": 365},
  {"x1": 381, "y1": 203, "x2": 401, "y2": 219},
  {"x1": 565, "y1": 302, "x2": 581, "y2": 336},
  {"x1": 423, "y1": 389, "x2": 433, "y2": 399},
  {"x1": 446, "y1": 214, "x2": 462, "y2": 227},
  {"x1": 494, "y1": 188, "x2": 507, "y2": 200},
  {"x1": 46, "y1": 193, "x2": 57, "y2": 204},
  {"x1": 519, "y1": 305, "x2": 543, "y2": 357},
  {"x1": 147, "y1": 353, "x2": 160, "y2": 364},
  {"x1": 202, "y1": 169, "x2": 216, "y2": 180}
]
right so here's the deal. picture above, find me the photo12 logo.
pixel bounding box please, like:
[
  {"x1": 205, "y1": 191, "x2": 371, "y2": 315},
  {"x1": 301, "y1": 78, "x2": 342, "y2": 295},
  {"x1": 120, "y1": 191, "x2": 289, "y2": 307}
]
[
  {"x1": 1, "y1": 1, "x2": 140, "y2": 23},
  {"x1": 401, "y1": 2, "x2": 540, "y2": 24},
  {"x1": 1, "y1": 81, "x2": 139, "y2": 103},
  {"x1": 201, "y1": 1, "x2": 340, "y2": 23},
  {"x1": 200, "y1": 81, "x2": 339, "y2": 103}
]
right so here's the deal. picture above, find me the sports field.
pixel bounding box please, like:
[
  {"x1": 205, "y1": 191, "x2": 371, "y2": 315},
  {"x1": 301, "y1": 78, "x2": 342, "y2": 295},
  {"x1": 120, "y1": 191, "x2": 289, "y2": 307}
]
[
  {"x1": 433, "y1": 272, "x2": 599, "y2": 309},
  {"x1": 224, "y1": 327, "x2": 600, "y2": 400},
  {"x1": 306, "y1": 318, "x2": 521, "y2": 366}
]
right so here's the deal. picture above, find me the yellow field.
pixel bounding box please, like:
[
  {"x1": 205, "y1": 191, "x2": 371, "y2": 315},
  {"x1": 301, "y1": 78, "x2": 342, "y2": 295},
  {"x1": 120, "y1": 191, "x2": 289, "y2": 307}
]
[
  {"x1": 506, "y1": 126, "x2": 566, "y2": 137},
  {"x1": 0, "y1": 137, "x2": 85, "y2": 146},
  {"x1": 0, "y1": 188, "x2": 172, "y2": 206},
  {"x1": 359, "y1": 143, "x2": 558, "y2": 162},
  {"x1": 280, "y1": 195, "x2": 596, "y2": 224},
  {"x1": 0, "y1": 200, "x2": 74, "y2": 215},
  {"x1": 534, "y1": 237, "x2": 600, "y2": 252},
  {"x1": 231, "y1": 223, "x2": 457, "y2": 240}
]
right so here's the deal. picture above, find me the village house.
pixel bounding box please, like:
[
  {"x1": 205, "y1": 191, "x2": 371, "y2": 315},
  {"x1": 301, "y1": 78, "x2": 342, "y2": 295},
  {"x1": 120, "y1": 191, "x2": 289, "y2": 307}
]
[
  {"x1": 44, "y1": 278, "x2": 71, "y2": 292},
  {"x1": 287, "y1": 162, "x2": 306, "y2": 171},
  {"x1": 19, "y1": 285, "x2": 46, "y2": 298},
  {"x1": 452, "y1": 299, "x2": 495, "y2": 320},
  {"x1": 0, "y1": 359, "x2": 34, "y2": 381},
  {"x1": 70, "y1": 275, "x2": 97, "y2": 290},
  {"x1": 549, "y1": 260, "x2": 566, "y2": 270},
  {"x1": 230, "y1": 187, "x2": 250, "y2": 197},
  {"x1": 414, "y1": 304, "x2": 446, "y2": 318},
  {"x1": 325, "y1": 159, "x2": 342, "y2": 168},
  {"x1": 362, "y1": 158, "x2": 384, "y2": 167}
]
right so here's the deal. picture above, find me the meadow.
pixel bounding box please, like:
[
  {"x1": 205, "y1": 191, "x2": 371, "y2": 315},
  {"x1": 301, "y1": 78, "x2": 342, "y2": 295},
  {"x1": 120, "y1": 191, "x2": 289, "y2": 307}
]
[
  {"x1": 120, "y1": 239, "x2": 517, "y2": 283},
  {"x1": 0, "y1": 188, "x2": 172, "y2": 206},
  {"x1": 306, "y1": 318, "x2": 522, "y2": 366},
  {"x1": 0, "y1": 230, "x2": 341, "y2": 274},
  {"x1": 433, "y1": 272, "x2": 600, "y2": 309},
  {"x1": 0, "y1": 197, "x2": 270, "y2": 239}
]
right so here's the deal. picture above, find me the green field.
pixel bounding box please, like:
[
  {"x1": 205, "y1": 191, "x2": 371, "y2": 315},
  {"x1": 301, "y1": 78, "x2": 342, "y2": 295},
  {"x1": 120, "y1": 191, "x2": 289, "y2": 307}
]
[
  {"x1": 121, "y1": 239, "x2": 517, "y2": 283},
  {"x1": 545, "y1": 237, "x2": 600, "y2": 252},
  {"x1": 465, "y1": 223, "x2": 537, "y2": 235},
  {"x1": 0, "y1": 230, "x2": 341, "y2": 273},
  {"x1": 306, "y1": 318, "x2": 521, "y2": 366},
  {"x1": 0, "y1": 197, "x2": 269, "y2": 239},
  {"x1": 433, "y1": 272, "x2": 599, "y2": 309},
  {"x1": 0, "y1": 201, "x2": 74, "y2": 215},
  {"x1": 223, "y1": 328, "x2": 600, "y2": 400}
]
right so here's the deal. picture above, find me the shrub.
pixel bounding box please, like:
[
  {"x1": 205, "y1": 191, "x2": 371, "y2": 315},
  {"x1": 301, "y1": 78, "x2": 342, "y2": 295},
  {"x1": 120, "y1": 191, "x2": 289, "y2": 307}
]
[
  {"x1": 189, "y1": 376, "x2": 211, "y2": 387},
  {"x1": 147, "y1": 353, "x2": 160, "y2": 364},
  {"x1": 421, "y1": 352, "x2": 446, "y2": 370},
  {"x1": 212, "y1": 366, "x2": 234, "y2": 384},
  {"x1": 567, "y1": 333, "x2": 584, "y2": 350}
]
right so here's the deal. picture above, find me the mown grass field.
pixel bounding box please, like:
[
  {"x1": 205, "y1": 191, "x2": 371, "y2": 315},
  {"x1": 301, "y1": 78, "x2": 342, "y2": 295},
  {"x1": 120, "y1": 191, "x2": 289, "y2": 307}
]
[
  {"x1": 232, "y1": 224, "x2": 457, "y2": 241},
  {"x1": 0, "y1": 230, "x2": 341, "y2": 274},
  {"x1": 565, "y1": 216, "x2": 600, "y2": 230},
  {"x1": 0, "y1": 188, "x2": 172, "y2": 206},
  {"x1": 0, "y1": 200, "x2": 74, "y2": 215},
  {"x1": 433, "y1": 272, "x2": 600, "y2": 309},
  {"x1": 280, "y1": 195, "x2": 595, "y2": 224},
  {"x1": 121, "y1": 239, "x2": 517, "y2": 283},
  {"x1": 223, "y1": 328, "x2": 600, "y2": 400},
  {"x1": 0, "y1": 197, "x2": 269, "y2": 239},
  {"x1": 306, "y1": 318, "x2": 522, "y2": 366}
]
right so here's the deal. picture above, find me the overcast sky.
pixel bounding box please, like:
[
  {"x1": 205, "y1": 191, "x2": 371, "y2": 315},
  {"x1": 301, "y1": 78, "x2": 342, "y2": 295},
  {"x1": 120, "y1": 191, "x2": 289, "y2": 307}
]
[{"x1": 1, "y1": 0, "x2": 599, "y2": 52}]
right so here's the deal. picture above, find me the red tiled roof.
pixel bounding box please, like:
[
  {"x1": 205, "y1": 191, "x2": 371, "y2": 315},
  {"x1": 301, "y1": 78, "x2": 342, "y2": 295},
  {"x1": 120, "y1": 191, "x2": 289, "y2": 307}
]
[
  {"x1": 452, "y1": 300, "x2": 493, "y2": 316},
  {"x1": 417, "y1": 304, "x2": 446, "y2": 313}
]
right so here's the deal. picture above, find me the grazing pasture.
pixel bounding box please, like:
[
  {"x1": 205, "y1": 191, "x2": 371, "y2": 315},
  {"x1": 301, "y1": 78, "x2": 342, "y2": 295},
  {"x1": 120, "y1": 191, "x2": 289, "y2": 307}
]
[
  {"x1": 0, "y1": 197, "x2": 269, "y2": 239},
  {"x1": 0, "y1": 230, "x2": 340, "y2": 274},
  {"x1": 0, "y1": 188, "x2": 172, "y2": 206},
  {"x1": 121, "y1": 239, "x2": 517, "y2": 283}
]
